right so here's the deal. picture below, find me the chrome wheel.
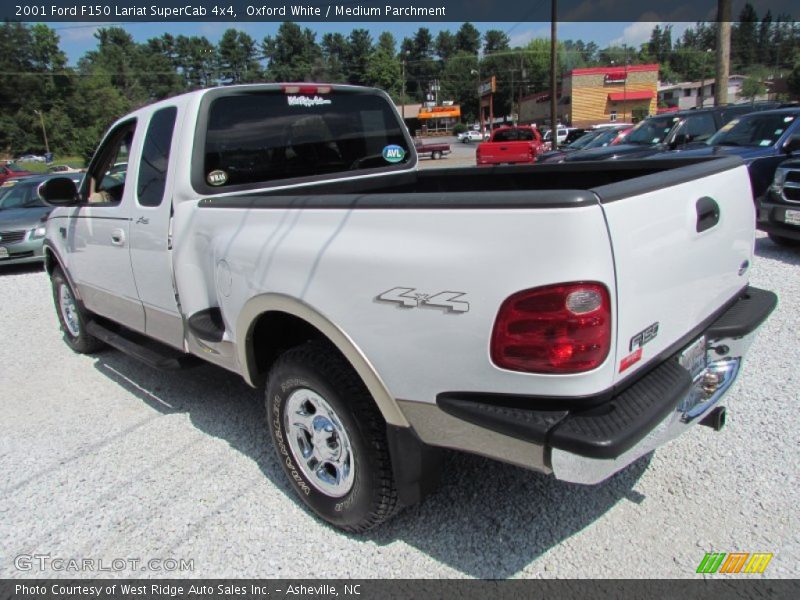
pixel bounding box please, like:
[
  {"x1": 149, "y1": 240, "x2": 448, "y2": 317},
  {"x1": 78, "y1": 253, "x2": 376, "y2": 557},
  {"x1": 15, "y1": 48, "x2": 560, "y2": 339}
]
[
  {"x1": 284, "y1": 388, "x2": 355, "y2": 498},
  {"x1": 59, "y1": 283, "x2": 80, "y2": 338}
]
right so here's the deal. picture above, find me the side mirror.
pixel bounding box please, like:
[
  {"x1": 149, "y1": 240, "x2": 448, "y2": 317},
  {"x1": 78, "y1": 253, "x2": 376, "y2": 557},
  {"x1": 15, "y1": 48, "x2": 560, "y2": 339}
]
[
  {"x1": 38, "y1": 177, "x2": 80, "y2": 206},
  {"x1": 782, "y1": 134, "x2": 800, "y2": 155}
]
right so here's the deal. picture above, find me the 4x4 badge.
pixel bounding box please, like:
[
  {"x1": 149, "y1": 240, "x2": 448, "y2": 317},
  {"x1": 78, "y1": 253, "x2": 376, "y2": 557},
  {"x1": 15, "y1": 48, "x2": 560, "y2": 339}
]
[{"x1": 376, "y1": 287, "x2": 469, "y2": 313}]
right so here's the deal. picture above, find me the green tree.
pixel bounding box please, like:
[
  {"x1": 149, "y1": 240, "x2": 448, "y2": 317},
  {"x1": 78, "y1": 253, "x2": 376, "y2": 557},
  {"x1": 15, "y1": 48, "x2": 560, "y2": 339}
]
[
  {"x1": 346, "y1": 29, "x2": 372, "y2": 86},
  {"x1": 455, "y1": 22, "x2": 481, "y2": 55},
  {"x1": 732, "y1": 3, "x2": 759, "y2": 70},
  {"x1": 787, "y1": 60, "x2": 800, "y2": 99},
  {"x1": 740, "y1": 75, "x2": 765, "y2": 102},
  {"x1": 321, "y1": 33, "x2": 348, "y2": 82},
  {"x1": 483, "y1": 30, "x2": 510, "y2": 55},
  {"x1": 217, "y1": 29, "x2": 262, "y2": 83},
  {"x1": 366, "y1": 39, "x2": 401, "y2": 97},
  {"x1": 263, "y1": 22, "x2": 322, "y2": 81},
  {"x1": 173, "y1": 35, "x2": 216, "y2": 89},
  {"x1": 434, "y1": 30, "x2": 456, "y2": 62}
]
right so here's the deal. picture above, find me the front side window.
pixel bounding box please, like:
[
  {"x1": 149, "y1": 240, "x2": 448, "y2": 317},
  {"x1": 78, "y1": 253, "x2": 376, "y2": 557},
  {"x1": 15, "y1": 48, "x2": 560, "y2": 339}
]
[
  {"x1": 201, "y1": 90, "x2": 410, "y2": 191},
  {"x1": 137, "y1": 107, "x2": 177, "y2": 207},
  {"x1": 84, "y1": 121, "x2": 136, "y2": 205}
]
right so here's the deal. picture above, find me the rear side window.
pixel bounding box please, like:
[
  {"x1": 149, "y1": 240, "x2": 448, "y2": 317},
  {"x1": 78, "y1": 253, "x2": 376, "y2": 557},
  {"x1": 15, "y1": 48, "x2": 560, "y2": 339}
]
[
  {"x1": 137, "y1": 107, "x2": 177, "y2": 207},
  {"x1": 201, "y1": 90, "x2": 410, "y2": 190}
]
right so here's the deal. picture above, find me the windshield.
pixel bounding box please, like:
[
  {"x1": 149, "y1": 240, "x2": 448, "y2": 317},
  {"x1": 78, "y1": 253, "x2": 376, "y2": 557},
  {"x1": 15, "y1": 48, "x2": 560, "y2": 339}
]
[
  {"x1": 708, "y1": 113, "x2": 797, "y2": 147},
  {"x1": 201, "y1": 89, "x2": 410, "y2": 190},
  {"x1": 625, "y1": 116, "x2": 680, "y2": 145},
  {"x1": 567, "y1": 131, "x2": 601, "y2": 149},
  {"x1": 0, "y1": 181, "x2": 43, "y2": 209},
  {"x1": 584, "y1": 129, "x2": 620, "y2": 148}
]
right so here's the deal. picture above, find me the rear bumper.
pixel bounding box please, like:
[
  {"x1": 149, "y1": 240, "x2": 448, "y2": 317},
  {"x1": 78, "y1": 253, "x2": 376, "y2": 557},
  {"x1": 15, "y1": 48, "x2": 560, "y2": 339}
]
[{"x1": 431, "y1": 286, "x2": 777, "y2": 484}]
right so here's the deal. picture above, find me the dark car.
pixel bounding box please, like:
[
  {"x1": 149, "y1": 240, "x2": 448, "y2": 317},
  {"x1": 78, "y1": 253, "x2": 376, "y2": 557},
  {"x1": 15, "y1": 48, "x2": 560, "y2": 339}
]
[
  {"x1": 0, "y1": 173, "x2": 82, "y2": 266},
  {"x1": 759, "y1": 155, "x2": 800, "y2": 247},
  {"x1": 650, "y1": 108, "x2": 800, "y2": 204},
  {"x1": 563, "y1": 104, "x2": 773, "y2": 163},
  {"x1": 538, "y1": 127, "x2": 625, "y2": 163}
]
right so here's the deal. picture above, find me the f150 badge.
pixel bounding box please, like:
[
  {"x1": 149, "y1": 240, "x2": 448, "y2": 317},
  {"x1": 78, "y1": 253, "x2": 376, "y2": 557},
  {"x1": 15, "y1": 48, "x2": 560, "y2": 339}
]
[{"x1": 376, "y1": 287, "x2": 469, "y2": 313}]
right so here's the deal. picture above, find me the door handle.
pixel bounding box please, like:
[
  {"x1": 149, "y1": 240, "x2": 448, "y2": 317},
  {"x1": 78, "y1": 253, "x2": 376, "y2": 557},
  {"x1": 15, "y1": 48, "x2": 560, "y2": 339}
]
[
  {"x1": 696, "y1": 197, "x2": 720, "y2": 233},
  {"x1": 110, "y1": 228, "x2": 126, "y2": 246}
]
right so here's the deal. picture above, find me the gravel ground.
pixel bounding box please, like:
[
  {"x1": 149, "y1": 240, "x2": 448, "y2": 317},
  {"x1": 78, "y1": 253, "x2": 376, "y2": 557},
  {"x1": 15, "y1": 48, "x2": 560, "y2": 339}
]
[{"x1": 0, "y1": 232, "x2": 797, "y2": 580}]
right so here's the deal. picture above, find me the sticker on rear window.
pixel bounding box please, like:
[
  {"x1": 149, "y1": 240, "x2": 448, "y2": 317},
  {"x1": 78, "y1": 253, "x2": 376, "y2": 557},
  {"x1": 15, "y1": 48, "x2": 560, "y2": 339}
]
[
  {"x1": 207, "y1": 169, "x2": 228, "y2": 186},
  {"x1": 382, "y1": 145, "x2": 406, "y2": 163},
  {"x1": 785, "y1": 116, "x2": 795, "y2": 123},
  {"x1": 759, "y1": 140, "x2": 771, "y2": 146},
  {"x1": 287, "y1": 95, "x2": 332, "y2": 107}
]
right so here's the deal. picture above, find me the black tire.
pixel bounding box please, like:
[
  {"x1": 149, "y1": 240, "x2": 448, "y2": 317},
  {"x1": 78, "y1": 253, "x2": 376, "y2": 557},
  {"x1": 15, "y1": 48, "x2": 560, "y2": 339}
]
[
  {"x1": 768, "y1": 233, "x2": 800, "y2": 247},
  {"x1": 265, "y1": 341, "x2": 399, "y2": 532},
  {"x1": 432, "y1": 150, "x2": 442, "y2": 160},
  {"x1": 50, "y1": 267, "x2": 104, "y2": 354}
]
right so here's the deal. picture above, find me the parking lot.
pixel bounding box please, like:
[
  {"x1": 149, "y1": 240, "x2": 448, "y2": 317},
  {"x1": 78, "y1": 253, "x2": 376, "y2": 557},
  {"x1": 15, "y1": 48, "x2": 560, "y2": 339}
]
[{"x1": 1, "y1": 225, "x2": 797, "y2": 578}]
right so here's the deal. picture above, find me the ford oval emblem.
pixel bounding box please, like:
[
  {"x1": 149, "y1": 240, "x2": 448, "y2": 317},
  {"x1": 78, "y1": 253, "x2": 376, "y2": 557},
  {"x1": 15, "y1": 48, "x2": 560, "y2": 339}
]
[{"x1": 382, "y1": 145, "x2": 406, "y2": 163}]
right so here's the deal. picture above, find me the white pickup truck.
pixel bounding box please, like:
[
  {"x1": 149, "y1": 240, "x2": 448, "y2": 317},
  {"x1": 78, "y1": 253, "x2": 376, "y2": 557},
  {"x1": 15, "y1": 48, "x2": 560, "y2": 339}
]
[{"x1": 39, "y1": 84, "x2": 776, "y2": 532}]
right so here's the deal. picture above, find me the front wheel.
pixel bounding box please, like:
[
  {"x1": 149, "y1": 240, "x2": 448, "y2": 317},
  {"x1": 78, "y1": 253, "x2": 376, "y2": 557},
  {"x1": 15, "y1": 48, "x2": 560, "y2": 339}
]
[
  {"x1": 50, "y1": 267, "x2": 104, "y2": 354},
  {"x1": 432, "y1": 150, "x2": 442, "y2": 160},
  {"x1": 265, "y1": 341, "x2": 399, "y2": 532}
]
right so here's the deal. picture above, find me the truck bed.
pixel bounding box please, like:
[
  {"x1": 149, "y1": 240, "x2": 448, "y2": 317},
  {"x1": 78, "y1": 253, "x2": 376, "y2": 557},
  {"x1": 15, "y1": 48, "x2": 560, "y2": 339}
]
[{"x1": 201, "y1": 156, "x2": 742, "y2": 208}]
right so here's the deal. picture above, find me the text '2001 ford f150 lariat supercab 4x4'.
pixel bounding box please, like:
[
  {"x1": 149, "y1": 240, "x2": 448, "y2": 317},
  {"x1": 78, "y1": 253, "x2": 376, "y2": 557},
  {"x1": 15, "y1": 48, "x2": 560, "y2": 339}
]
[{"x1": 38, "y1": 84, "x2": 776, "y2": 532}]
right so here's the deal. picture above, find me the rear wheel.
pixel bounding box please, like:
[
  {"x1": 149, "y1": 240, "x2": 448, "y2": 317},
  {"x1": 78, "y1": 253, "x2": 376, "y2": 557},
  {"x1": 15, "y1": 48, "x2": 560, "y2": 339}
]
[
  {"x1": 768, "y1": 233, "x2": 800, "y2": 247},
  {"x1": 50, "y1": 267, "x2": 104, "y2": 354},
  {"x1": 432, "y1": 150, "x2": 442, "y2": 160},
  {"x1": 265, "y1": 341, "x2": 399, "y2": 532}
]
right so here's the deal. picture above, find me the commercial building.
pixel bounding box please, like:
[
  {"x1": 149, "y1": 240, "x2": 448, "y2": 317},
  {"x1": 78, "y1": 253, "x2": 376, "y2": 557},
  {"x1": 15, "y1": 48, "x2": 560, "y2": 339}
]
[{"x1": 520, "y1": 63, "x2": 659, "y2": 128}]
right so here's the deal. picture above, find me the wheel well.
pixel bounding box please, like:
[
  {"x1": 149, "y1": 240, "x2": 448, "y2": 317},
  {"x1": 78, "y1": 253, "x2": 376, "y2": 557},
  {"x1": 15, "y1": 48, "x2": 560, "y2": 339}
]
[
  {"x1": 250, "y1": 311, "x2": 327, "y2": 384},
  {"x1": 43, "y1": 248, "x2": 56, "y2": 275}
]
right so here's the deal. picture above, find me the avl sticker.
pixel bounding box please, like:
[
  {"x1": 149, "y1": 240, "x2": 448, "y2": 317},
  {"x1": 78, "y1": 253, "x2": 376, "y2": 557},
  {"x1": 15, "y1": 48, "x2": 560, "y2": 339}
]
[{"x1": 382, "y1": 145, "x2": 406, "y2": 163}]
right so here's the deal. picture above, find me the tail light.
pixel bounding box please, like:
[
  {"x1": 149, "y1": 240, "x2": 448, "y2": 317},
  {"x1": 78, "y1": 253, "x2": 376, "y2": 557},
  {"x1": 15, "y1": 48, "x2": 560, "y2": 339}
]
[{"x1": 491, "y1": 282, "x2": 612, "y2": 374}]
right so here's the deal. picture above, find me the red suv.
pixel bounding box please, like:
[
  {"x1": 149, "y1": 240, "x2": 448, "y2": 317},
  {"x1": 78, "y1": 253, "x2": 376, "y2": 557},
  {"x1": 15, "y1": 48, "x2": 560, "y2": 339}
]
[{"x1": 0, "y1": 162, "x2": 34, "y2": 185}]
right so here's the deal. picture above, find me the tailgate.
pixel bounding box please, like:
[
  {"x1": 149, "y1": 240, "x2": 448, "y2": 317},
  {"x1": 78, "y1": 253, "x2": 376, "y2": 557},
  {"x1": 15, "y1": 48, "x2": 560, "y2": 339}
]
[
  {"x1": 480, "y1": 141, "x2": 532, "y2": 163},
  {"x1": 596, "y1": 162, "x2": 755, "y2": 384}
]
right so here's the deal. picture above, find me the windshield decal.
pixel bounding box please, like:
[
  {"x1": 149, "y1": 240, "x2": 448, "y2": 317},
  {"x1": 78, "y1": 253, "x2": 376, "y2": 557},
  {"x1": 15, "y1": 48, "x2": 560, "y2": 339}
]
[
  {"x1": 206, "y1": 170, "x2": 228, "y2": 186},
  {"x1": 382, "y1": 145, "x2": 406, "y2": 163},
  {"x1": 287, "y1": 95, "x2": 332, "y2": 107}
]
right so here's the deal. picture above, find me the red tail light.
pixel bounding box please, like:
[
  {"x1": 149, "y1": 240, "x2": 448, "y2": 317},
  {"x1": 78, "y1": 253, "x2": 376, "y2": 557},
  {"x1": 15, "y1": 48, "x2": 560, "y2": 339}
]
[{"x1": 491, "y1": 282, "x2": 612, "y2": 374}]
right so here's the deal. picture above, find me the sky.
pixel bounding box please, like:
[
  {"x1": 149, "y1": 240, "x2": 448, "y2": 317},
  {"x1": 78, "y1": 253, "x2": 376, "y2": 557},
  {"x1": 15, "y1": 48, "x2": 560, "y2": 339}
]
[{"x1": 49, "y1": 21, "x2": 694, "y2": 65}]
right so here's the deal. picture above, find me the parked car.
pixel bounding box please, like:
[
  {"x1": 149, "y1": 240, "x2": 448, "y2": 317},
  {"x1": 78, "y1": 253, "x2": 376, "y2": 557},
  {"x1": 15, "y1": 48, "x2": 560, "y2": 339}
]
[
  {"x1": 38, "y1": 83, "x2": 775, "y2": 533},
  {"x1": 476, "y1": 125, "x2": 545, "y2": 165},
  {"x1": 459, "y1": 130, "x2": 485, "y2": 143},
  {"x1": 538, "y1": 126, "x2": 630, "y2": 163},
  {"x1": 414, "y1": 138, "x2": 451, "y2": 160},
  {"x1": 651, "y1": 108, "x2": 800, "y2": 204},
  {"x1": 0, "y1": 162, "x2": 34, "y2": 184},
  {"x1": 0, "y1": 173, "x2": 82, "y2": 266},
  {"x1": 48, "y1": 164, "x2": 83, "y2": 174},
  {"x1": 16, "y1": 154, "x2": 46, "y2": 163},
  {"x1": 563, "y1": 106, "x2": 758, "y2": 162},
  {"x1": 759, "y1": 155, "x2": 800, "y2": 247}
]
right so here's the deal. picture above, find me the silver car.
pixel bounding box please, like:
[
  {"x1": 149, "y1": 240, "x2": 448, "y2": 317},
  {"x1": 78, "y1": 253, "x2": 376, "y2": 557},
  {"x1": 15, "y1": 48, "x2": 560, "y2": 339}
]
[{"x1": 0, "y1": 173, "x2": 82, "y2": 266}]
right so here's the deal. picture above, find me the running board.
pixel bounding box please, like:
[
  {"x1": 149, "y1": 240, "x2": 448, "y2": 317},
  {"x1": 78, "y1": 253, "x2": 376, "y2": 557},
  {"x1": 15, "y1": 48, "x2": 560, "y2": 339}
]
[{"x1": 86, "y1": 320, "x2": 200, "y2": 370}]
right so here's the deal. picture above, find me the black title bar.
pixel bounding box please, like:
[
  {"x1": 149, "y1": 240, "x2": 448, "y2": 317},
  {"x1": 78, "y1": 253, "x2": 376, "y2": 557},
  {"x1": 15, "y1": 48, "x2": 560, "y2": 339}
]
[{"x1": 5, "y1": 0, "x2": 798, "y2": 22}]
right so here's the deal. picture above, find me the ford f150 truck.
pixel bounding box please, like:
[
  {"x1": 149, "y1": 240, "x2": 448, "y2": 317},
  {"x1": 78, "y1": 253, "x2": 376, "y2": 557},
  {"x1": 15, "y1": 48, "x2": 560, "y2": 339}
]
[{"x1": 39, "y1": 83, "x2": 776, "y2": 533}]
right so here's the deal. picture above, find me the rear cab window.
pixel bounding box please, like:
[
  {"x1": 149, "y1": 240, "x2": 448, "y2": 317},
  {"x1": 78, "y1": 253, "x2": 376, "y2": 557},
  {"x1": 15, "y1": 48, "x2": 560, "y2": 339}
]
[{"x1": 193, "y1": 86, "x2": 414, "y2": 194}]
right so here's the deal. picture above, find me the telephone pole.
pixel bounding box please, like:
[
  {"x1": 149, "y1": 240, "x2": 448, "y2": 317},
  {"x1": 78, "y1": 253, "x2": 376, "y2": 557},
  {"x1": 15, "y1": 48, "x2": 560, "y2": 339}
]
[{"x1": 715, "y1": 0, "x2": 731, "y2": 106}]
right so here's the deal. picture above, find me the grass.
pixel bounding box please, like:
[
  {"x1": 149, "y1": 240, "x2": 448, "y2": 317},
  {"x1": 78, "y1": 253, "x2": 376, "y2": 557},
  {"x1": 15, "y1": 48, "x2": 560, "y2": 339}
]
[{"x1": 17, "y1": 156, "x2": 85, "y2": 173}]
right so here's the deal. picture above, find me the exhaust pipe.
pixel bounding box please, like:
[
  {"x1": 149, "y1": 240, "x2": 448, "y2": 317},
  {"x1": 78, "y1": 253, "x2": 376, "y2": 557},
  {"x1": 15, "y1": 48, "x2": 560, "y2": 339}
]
[{"x1": 699, "y1": 406, "x2": 726, "y2": 431}]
